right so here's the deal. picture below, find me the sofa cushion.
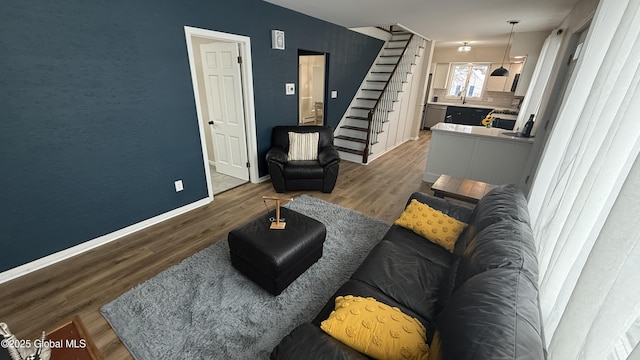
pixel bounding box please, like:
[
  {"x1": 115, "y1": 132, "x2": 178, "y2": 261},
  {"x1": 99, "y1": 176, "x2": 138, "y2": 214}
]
[
  {"x1": 271, "y1": 323, "x2": 370, "y2": 360},
  {"x1": 313, "y1": 279, "x2": 431, "y2": 331},
  {"x1": 394, "y1": 199, "x2": 468, "y2": 253},
  {"x1": 349, "y1": 236, "x2": 452, "y2": 325},
  {"x1": 454, "y1": 219, "x2": 538, "y2": 290},
  {"x1": 454, "y1": 184, "x2": 530, "y2": 255},
  {"x1": 437, "y1": 268, "x2": 545, "y2": 360},
  {"x1": 320, "y1": 296, "x2": 429, "y2": 360},
  {"x1": 283, "y1": 161, "x2": 324, "y2": 179}
]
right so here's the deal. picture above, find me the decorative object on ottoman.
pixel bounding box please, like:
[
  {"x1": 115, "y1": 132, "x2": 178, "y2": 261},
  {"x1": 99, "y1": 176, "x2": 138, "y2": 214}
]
[
  {"x1": 263, "y1": 196, "x2": 294, "y2": 229},
  {"x1": 265, "y1": 126, "x2": 340, "y2": 193},
  {"x1": 228, "y1": 207, "x2": 327, "y2": 295},
  {"x1": 1, "y1": 323, "x2": 51, "y2": 360}
]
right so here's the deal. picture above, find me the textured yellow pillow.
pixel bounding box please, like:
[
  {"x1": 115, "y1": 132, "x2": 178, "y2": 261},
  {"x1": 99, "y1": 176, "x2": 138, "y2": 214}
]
[
  {"x1": 320, "y1": 295, "x2": 429, "y2": 360},
  {"x1": 394, "y1": 199, "x2": 467, "y2": 253}
]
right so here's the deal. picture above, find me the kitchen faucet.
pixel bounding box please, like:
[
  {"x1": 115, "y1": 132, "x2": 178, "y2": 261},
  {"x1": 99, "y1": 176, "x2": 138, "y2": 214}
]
[{"x1": 458, "y1": 87, "x2": 467, "y2": 104}]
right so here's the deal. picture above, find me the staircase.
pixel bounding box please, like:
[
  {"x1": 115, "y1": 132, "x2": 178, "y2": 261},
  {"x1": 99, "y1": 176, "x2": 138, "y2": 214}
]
[{"x1": 335, "y1": 27, "x2": 426, "y2": 164}]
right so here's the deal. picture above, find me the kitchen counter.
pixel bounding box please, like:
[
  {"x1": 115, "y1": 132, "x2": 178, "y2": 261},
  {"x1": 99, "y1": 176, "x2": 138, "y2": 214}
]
[
  {"x1": 424, "y1": 122, "x2": 534, "y2": 186},
  {"x1": 430, "y1": 123, "x2": 533, "y2": 142}
]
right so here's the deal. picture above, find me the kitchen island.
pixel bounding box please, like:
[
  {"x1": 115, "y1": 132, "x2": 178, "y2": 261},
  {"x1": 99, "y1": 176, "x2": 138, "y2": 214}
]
[{"x1": 423, "y1": 123, "x2": 533, "y2": 186}]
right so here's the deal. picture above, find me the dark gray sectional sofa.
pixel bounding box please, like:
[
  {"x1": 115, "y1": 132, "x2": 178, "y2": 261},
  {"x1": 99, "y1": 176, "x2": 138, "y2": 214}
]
[{"x1": 271, "y1": 185, "x2": 546, "y2": 359}]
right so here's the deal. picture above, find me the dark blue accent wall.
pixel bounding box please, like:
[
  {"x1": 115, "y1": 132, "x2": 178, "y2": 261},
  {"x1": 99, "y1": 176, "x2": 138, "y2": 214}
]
[{"x1": 0, "y1": 0, "x2": 383, "y2": 272}]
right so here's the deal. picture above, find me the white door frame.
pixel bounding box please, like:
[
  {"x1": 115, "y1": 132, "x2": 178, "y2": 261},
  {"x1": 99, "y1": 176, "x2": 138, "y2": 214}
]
[{"x1": 184, "y1": 26, "x2": 259, "y2": 201}]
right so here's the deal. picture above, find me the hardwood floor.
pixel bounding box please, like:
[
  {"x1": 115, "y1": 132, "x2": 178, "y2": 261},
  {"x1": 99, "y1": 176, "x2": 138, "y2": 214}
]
[{"x1": 0, "y1": 131, "x2": 433, "y2": 359}]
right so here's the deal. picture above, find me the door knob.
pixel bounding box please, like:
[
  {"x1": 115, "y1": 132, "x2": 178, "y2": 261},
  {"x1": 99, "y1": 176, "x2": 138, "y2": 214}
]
[{"x1": 208, "y1": 121, "x2": 214, "y2": 125}]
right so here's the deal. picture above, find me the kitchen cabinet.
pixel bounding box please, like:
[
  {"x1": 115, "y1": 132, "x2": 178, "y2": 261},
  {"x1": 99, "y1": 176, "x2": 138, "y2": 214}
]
[
  {"x1": 432, "y1": 63, "x2": 450, "y2": 89},
  {"x1": 424, "y1": 104, "x2": 447, "y2": 128},
  {"x1": 445, "y1": 106, "x2": 492, "y2": 126},
  {"x1": 486, "y1": 62, "x2": 523, "y2": 92},
  {"x1": 424, "y1": 123, "x2": 534, "y2": 186},
  {"x1": 507, "y1": 62, "x2": 523, "y2": 92},
  {"x1": 486, "y1": 63, "x2": 509, "y2": 92}
]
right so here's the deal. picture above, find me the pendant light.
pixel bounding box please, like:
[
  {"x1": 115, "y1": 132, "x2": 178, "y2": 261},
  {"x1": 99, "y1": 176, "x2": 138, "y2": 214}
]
[
  {"x1": 491, "y1": 21, "x2": 518, "y2": 77},
  {"x1": 458, "y1": 42, "x2": 471, "y2": 52}
]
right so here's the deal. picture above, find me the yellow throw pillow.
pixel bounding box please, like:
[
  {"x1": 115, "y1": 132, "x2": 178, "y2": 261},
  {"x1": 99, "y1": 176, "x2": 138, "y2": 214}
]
[
  {"x1": 394, "y1": 199, "x2": 467, "y2": 253},
  {"x1": 320, "y1": 295, "x2": 429, "y2": 360},
  {"x1": 288, "y1": 132, "x2": 319, "y2": 160}
]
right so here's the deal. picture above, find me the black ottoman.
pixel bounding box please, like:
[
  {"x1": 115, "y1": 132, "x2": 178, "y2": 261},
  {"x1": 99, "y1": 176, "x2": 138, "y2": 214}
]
[{"x1": 228, "y1": 207, "x2": 326, "y2": 295}]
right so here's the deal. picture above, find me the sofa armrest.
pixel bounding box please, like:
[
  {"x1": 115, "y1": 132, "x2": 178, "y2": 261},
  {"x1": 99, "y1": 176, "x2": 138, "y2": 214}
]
[
  {"x1": 407, "y1": 192, "x2": 473, "y2": 223},
  {"x1": 266, "y1": 146, "x2": 288, "y2": 165},
  {"x1": 271, "y1": 323, "x2": 369, "y2": 360},
  {"x1": 318, "y1": 146, "x2": 340, "y2": 166}
]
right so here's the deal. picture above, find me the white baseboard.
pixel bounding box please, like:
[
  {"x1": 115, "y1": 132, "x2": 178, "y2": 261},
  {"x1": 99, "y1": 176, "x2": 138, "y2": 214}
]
[
  {"x1": 0, "y1": 198, "x2": 211, "y2": 285},
  {"x1": 258, "y1": 174, "x2": 271, "y2": 183},
  {"x1": 208, "y1": 160, "x2": 216, "y2": 167}
]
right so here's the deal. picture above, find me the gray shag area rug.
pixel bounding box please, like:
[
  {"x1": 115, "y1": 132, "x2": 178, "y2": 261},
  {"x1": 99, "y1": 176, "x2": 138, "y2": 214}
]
[{"x1": 101, "y1": 195, "x2": 390, "y2": 359}]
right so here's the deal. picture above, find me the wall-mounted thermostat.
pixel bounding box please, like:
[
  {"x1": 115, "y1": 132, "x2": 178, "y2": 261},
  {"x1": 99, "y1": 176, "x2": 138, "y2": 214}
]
[{"x1": 272, "y1": 30, "x2": 285, "y2": 50}]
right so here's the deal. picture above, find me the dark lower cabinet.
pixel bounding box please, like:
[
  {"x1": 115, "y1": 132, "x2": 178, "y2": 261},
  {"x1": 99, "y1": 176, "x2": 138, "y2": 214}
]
[{"x1": 445, "y1": 106, "x2": 492, "y2": 126}]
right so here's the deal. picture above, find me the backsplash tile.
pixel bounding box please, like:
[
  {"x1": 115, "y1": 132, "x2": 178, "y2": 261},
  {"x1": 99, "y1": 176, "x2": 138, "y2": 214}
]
[{"x1": 431, "y1": 89, "x2": 523, "y2": 110}]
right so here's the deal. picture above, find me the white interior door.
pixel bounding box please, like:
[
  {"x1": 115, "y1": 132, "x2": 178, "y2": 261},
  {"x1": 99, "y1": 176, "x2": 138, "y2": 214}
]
[{"x1": 200, "y1": 42, "x2": 249, "y2": 181}]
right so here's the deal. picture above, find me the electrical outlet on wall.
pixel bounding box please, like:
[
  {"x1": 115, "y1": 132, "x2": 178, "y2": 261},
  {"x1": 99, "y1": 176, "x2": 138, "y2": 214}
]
[
  {"x1": 331, "y1": 91, "x2": 337, "y2": 99},
  {"x1": 174, "y1": 180, "x2": 184, "y2": 192},
  {"x1": 285, "y1": 83, "x2": 295, "y2": 95}
]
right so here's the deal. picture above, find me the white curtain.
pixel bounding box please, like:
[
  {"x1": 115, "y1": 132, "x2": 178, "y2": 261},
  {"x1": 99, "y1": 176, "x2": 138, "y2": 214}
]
[
  {"x1": 514, "y1": 30, "x2": 564, "y2": 132},
  {"x1": 527, "y1": 0, "x2": 640, "y2": 358}
]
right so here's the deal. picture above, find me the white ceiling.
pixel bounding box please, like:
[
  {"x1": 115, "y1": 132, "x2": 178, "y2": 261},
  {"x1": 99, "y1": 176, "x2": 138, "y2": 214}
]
[{"x1": 263, "y1": 0, "x2": 580, "y2": 47}]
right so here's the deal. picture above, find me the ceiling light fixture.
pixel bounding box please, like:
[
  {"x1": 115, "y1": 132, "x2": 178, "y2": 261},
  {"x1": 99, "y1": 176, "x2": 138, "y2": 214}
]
[
  {"x1": 491, "y1": 20, "x2": 518, "y2": 77},
  {"x1": 458, "y1": 42, "x2": 471, "y2": 52}
]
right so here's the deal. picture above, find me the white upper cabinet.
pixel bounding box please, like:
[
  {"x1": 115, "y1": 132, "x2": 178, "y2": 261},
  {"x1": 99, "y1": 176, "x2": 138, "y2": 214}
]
[
  {"x1": 485, "y1": 62, "x2": 524, "y2": 92},
  {"x1": 432, "y1": 63, "x2": 450, "y2": 89}
]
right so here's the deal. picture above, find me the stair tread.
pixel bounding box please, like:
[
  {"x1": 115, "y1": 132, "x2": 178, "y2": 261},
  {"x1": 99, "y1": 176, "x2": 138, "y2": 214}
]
[
  {"x1": 362, "y1": 88, "x2": 383, "y2": 91},
  {"x1": 380, "y1": 55, "x2": 400, "y2": 58},
  {"x1": 366, "y1": 80, "x2": 386, "y2": 82},
  {"x1": 352, "y1": 106, "x2": 373, "y2": 110},
  {"x1": 335, "y1": 135, "x2": 367, "y2": 144},
  {"x1": 357, "y1": 97, "x2": 377, "y2": 100},
  {"x1": 336, "y1": 146, "x2": 365, "y2": 156},
  {"x1": 346, "y1": 116, "x2": 370, "y2": 120},
  {"x1": 341, "y1": 125, "x2": 368, "y2": 132},
  {"x1": 371, "y1": 71, "x2": 392, "y2": 74}
]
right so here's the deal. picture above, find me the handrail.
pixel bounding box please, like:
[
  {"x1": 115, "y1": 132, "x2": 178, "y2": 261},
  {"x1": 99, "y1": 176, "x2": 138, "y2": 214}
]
[{"x1": 363, "y1": 33, "x2": 415, "y2": 163}]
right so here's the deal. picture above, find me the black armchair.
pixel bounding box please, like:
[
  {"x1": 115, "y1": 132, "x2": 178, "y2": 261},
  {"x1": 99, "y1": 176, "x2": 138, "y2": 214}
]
[{"x1": 266, "y1": 126, "x2": 340, "y2": 193}]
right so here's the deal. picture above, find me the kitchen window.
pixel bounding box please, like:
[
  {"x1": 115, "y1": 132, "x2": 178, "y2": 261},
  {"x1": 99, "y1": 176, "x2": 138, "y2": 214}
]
[{"x1": 446, "y1": 63, "x2": 490, "y2": 99}]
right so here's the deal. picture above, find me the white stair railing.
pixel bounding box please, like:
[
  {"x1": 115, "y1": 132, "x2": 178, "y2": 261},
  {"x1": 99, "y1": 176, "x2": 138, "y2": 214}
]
[{"x1": 364, "y1": 35, "x2": 425, "y2": 163}]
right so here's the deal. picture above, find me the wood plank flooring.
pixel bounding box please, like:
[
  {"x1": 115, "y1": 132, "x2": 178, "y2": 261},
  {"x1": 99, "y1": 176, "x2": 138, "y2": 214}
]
[{"x1": 0, "y1": 131, "x2": 433, "y2": 359}]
